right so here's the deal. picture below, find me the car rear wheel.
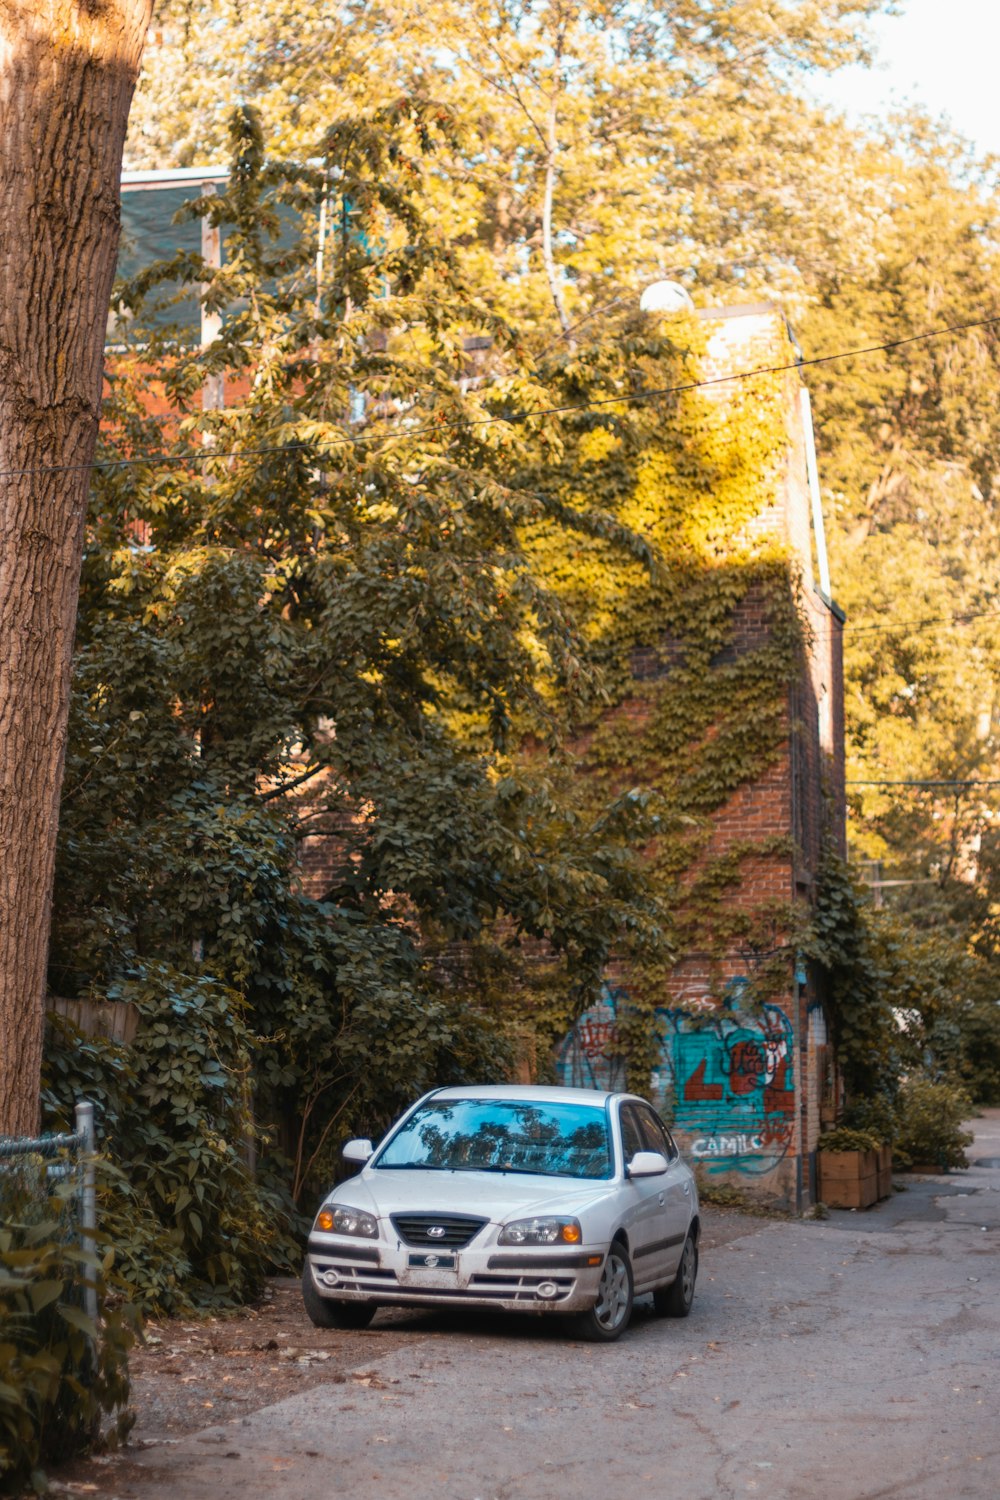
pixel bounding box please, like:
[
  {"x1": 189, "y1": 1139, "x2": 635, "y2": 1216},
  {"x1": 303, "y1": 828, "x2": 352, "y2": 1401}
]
[
  {"x1": 570, "y1": 1241, "x2": 634, "y2": 1343},
  {"x1": 653, "y1": 1230, "x2": 698, "y2": 1318},
  {"x1": 301, "y1": 1265, "x2": 377, "y2": 1329}
]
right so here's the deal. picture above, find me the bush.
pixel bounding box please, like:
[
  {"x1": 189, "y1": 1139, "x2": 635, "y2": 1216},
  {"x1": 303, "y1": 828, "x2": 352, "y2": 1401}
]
[
  {"x1": 838, "y1": 1094, "x2": 899, "y2": 1146},
  {"x1": 956, "y1": 996, "x2": 1000, "y2": 1106},
  {"x1": 0, "y1": 1167, "x2": 137, "y2": 1496},
  {"x1": 42, "y1": 970, "x2": 300, "y2": 1315},
  {"x1": 41, "y1": 957, "x2": 513, "y2": 1314},
  {"x1": 816, "y1": 1127, "x2": 883, "y2": 1154},
  {"x1": 893, "y1": 1077, "x2": 975, "y2": 1171}
]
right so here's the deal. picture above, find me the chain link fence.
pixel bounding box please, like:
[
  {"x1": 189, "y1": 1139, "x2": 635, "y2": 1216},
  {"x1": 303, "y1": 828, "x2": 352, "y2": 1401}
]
[{"x1": 0, "y1": 1101, "x2": 99, "y2": 1331}]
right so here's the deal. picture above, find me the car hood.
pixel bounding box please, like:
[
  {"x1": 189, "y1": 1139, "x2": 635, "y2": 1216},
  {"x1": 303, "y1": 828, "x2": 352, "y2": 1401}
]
[{"x1": 331, "y1": 1168, "x2": 617, "y2": 1223}]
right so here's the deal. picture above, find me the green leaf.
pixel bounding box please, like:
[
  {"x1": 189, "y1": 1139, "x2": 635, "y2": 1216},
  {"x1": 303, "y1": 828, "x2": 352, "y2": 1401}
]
[
  {"x1": 28, "y1": 1280, "x2": 66, "y2": 1314},
  {"x1": 57, "y1": 1303, "x2": 98, "y2": 1338}
]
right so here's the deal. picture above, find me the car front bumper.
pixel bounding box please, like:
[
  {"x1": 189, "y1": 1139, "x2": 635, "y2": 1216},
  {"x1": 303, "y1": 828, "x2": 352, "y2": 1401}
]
[{"x1": 305, "y1": 1231, "x2": 607, "y2": 1315}]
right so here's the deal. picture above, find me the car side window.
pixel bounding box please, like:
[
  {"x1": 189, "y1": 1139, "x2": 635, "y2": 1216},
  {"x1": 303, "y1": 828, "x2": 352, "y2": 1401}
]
[
  {"x1": 619, "y1": 1105, "x2": 645, "y2": 1165},
  {"x1": 636, "y1": 1105, "x2": 677, "y2": 1161}
]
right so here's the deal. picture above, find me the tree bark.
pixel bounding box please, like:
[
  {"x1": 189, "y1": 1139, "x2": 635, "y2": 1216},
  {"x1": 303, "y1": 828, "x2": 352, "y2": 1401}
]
[{"x1": 0, "y1": 0, "x2": 152, "y2": 1134}]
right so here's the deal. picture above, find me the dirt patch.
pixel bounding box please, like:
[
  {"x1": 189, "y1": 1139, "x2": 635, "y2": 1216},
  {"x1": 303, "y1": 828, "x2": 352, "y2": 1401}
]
[
  {"x1": 47, "y1": 1204, "x2": 769, "y2": 1495},
  {"x1": 47, "y1": 1285, "x2": 425, "y2": 1496},
  {"x1": 115, "y1": 1283, "x2": 423, "y2": 1441}
]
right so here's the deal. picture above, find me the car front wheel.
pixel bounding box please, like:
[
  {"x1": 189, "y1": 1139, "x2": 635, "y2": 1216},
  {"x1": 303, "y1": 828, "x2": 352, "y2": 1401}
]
[
  {"x1": 570, "y1": 1241, "x2": 634, "y2": 1343},
  {"x1": 301, "y1": 1265, "x2": 377, "y2": 1329},
  {"x1": 653, "y1": 1230, "x2": 698, "y2": 1318}
]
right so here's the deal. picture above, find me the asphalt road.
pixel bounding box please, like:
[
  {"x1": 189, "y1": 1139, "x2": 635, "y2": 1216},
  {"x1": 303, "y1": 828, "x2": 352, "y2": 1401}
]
[{"x1": 95, "y1": 1112, "x2": 1000, "y2": 1500}]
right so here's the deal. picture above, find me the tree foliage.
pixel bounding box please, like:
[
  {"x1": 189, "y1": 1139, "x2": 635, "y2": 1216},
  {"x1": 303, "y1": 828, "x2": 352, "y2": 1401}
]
[
  {"x1": 127, "y1": 0, "x2": 888, "y2": 332},
  {"x1": 127, "y1": 5, "x2": 1000, "y2": 898},
  {"x1": 794, "y1": 127, "x2": 1000, "y2": 1092},
  {"x1": 46, "y1": 0, "x2": 1000, "y2": 1265},
  {"x1": 50, "y1": 106, "x2": 667, "y2": 1278}
]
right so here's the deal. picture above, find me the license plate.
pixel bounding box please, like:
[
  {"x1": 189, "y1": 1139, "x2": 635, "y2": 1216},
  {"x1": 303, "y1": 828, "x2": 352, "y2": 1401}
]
[{"x1": 401, "y1": 1255, "x2": 460, "y2": 1289}]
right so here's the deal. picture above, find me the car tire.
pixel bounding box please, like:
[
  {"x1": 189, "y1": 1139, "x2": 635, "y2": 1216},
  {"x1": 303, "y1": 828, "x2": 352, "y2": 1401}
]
[
  {"x1": 301, "y1": 1265, "x2": 377, "y2": 1329},
  {"x1": 569, "y1": 1240, "x2": 634, "y2": 1343},
  {"x1": 653, "y1": 1230, "x2": 698, "y2": 1318}
]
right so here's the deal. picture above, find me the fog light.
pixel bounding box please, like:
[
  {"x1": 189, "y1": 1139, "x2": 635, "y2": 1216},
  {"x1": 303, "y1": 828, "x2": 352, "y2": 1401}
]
[
  {"x1": 536, "y1": 1281, "x2": 559, "y2": 1300},
  {"x1": 322, "y1": 1269, "x2": 340, "y2": 1288}
]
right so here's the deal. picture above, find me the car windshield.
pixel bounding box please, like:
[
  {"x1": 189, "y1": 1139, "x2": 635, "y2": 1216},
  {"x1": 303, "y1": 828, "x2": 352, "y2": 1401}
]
[{"x1": 374, "y1": 1098, "x2": 612, "y2": 1179}]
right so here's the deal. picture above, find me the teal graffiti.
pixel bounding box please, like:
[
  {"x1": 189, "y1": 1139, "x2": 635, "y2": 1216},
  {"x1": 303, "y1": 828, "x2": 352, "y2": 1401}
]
[{"x1": 557, "y1": 982, "x2": 795, "y2": 1175}]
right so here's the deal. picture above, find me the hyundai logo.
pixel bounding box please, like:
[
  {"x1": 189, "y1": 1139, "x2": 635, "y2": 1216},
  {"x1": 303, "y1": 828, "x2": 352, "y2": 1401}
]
[{"x1": 427, "y1": 1225, "x2": 447, "y2": 1239}]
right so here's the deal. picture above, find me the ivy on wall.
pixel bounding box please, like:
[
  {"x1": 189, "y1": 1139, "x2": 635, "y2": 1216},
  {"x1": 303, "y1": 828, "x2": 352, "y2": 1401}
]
[{"x1": 511, "y1": 312, "x2": 812, "y2": 1069}]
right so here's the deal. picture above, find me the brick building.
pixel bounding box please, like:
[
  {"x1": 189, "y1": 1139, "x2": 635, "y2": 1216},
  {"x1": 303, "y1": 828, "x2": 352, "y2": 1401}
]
[
  {"x1": 108, "y1": 179, "x2": 845, "y2": 1208},
  {"x1": 557, "y1": 304, "x2": 846, "y2": 1212}
]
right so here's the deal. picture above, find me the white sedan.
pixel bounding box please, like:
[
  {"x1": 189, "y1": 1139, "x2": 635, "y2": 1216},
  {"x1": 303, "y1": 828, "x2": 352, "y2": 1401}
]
[{"x1": 302, "y1": 1084, "x2": 700, "y2": 1342}]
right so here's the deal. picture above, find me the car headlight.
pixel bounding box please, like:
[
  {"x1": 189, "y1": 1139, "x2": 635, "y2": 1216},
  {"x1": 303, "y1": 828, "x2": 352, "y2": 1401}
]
[
  {"x1": 315, "y1": 1204, "x2": 379, "y2": 1238},
  {"x1": 498, "y1": 1216, "x2": 582, "y2": 1246}
]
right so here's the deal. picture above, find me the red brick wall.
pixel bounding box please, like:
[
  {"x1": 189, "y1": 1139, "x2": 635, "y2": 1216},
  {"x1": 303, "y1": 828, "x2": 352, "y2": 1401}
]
[{"x1": 559, "y1": 305, "x2": 846, "y2": 1210}]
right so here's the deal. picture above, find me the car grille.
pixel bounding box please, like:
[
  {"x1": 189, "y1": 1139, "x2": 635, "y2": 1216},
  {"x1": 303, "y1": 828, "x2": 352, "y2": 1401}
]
[{"x1": 390, "y1": 1212, "x2": 488, "y2": 1248}]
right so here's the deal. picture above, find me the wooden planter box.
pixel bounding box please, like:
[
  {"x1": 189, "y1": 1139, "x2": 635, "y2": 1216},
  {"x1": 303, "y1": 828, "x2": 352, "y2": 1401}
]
[
  {"x1": 818, "y1": 1148, "x2": 879, "y2": 1209},
  {"x1": 876, "y1": 1144, "x2": 893, "y2": 1200}
]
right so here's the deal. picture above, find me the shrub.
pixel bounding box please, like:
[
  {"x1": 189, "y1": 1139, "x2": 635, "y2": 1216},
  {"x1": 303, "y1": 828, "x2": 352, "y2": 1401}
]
[
  {"x1": 692, "y1": 1171, "x2": 754, "y2": 1209},
  {"x1": 838, "y1": 1092, "x2": 899, "y2": 1146},
  {"x1": 893, "y1": 1077, "x2": 975, "y2": 1171},
  {"x1": 816, "y1": 1127, "x2": 883, "y2": 1154},
  {"x1": 42, "y1": 970, "x2": 300, "y2": 1316},
  {"x1": 41, "y1": 959, "x2": 513, "y2": 1314},
  {"x1": 956, "y1": 996, "x2": 1000, "y2": 1106},
  {"x1": 0, "y1": 1167, "x2": 137, "y2": 1496}
]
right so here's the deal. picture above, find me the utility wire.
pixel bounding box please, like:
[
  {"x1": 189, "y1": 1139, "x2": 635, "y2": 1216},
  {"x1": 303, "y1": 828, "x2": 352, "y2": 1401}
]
[
  {"x1": 847, "y1": 779, "x2": 1000, "y2": 788},
  {"x1": 844, "y1": 610, "x2": 1000, "y2": 636},
  {"x1": 2, "y1": 311, "x2": 999, "y2": 482},
  {"x1": 819, "y1": 606, "x2": 1000, "y2": 640},
  {"x1": 851, "y1": 606, "x2": 1000, "y2": 636}
]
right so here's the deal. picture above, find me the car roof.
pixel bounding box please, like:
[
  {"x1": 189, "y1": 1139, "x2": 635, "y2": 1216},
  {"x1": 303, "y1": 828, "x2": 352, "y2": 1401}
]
[{"x1": 426, "y1": 1084, "x2": 619, "y2": 1107}]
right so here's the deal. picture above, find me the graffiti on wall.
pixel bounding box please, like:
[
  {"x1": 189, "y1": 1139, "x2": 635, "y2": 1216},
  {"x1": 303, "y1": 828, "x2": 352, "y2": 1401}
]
[{"x1": 556, "y1": 981, "x2": 796, "y2": 1176}]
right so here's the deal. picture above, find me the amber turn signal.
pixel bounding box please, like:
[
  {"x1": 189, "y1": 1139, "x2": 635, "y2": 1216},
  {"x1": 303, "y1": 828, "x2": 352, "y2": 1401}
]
[
  {"x1": 561, "y1": 1223, "x2": 582, "y2": 1243},
  {"x1": 317, "y1": 1210, "x2": 335, "y2": 1231}
]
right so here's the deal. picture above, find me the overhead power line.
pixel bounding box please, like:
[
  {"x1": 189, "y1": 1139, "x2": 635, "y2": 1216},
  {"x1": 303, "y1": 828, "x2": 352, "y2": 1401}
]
[
  {"x1": 845, "y1": 610, "x2": 989, "y2": 636},
  {"x1": 827, "y1": 606, "x2": 1000, "y2": 639},
  {"x1": 1, "y1": 311, "x2": 999, "y2": 482},
  {"x1": 847, "y1": 779, "x2": 1000, "y2": 788}
]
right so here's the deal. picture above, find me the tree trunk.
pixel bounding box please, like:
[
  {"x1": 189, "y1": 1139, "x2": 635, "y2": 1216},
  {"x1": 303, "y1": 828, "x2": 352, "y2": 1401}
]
[{"x1": 0, "y1": 0, "x2": 152, "y2": 1135}]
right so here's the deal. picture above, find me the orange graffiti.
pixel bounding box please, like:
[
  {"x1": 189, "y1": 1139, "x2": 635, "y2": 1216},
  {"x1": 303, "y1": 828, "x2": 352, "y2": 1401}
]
[{"x1": 683, "y1": 1057, "x2": 723, "y2": 1102}]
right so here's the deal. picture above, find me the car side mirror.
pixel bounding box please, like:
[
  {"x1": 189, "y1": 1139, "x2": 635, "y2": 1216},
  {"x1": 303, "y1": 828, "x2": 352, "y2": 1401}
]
[
  {"x1": 343, "y1": 1138, "x2": 374, "y2": 1165},
  {"x1": 627, "y1": 1150, "x2": 668, "y2": 1178}
]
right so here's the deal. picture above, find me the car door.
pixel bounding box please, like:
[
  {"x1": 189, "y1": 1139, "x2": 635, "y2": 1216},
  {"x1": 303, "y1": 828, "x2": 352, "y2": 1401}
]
[
  {"x1": 618, "y1": 1102, "x2": 673, "y2": 1290},
  {"x1": 633, "y1": 1103, "x2": 693, "y2": 1279}
]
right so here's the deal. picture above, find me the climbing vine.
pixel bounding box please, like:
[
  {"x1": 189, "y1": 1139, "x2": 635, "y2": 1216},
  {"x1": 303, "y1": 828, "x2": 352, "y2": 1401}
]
[{"x1": 503, "y1": 310, "x2": 812, "y2": 1069}]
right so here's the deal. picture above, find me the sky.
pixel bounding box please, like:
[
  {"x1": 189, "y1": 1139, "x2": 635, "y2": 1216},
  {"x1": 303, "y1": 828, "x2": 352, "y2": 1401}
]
[{"x1": 814, "y1": 0, "x2": 1000, "y2": 158}]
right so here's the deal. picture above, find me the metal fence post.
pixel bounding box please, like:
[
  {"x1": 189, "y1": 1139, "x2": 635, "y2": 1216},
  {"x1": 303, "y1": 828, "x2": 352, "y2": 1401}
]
[{"x1": 75, "y1": 1100, "x2": 99, "y2": 1334}]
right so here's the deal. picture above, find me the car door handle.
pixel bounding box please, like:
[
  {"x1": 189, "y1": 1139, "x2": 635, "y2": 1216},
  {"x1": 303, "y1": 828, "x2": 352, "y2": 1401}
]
[{"x1": 658, "y1": 1194, "x2": 665, "y2": 1205}]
